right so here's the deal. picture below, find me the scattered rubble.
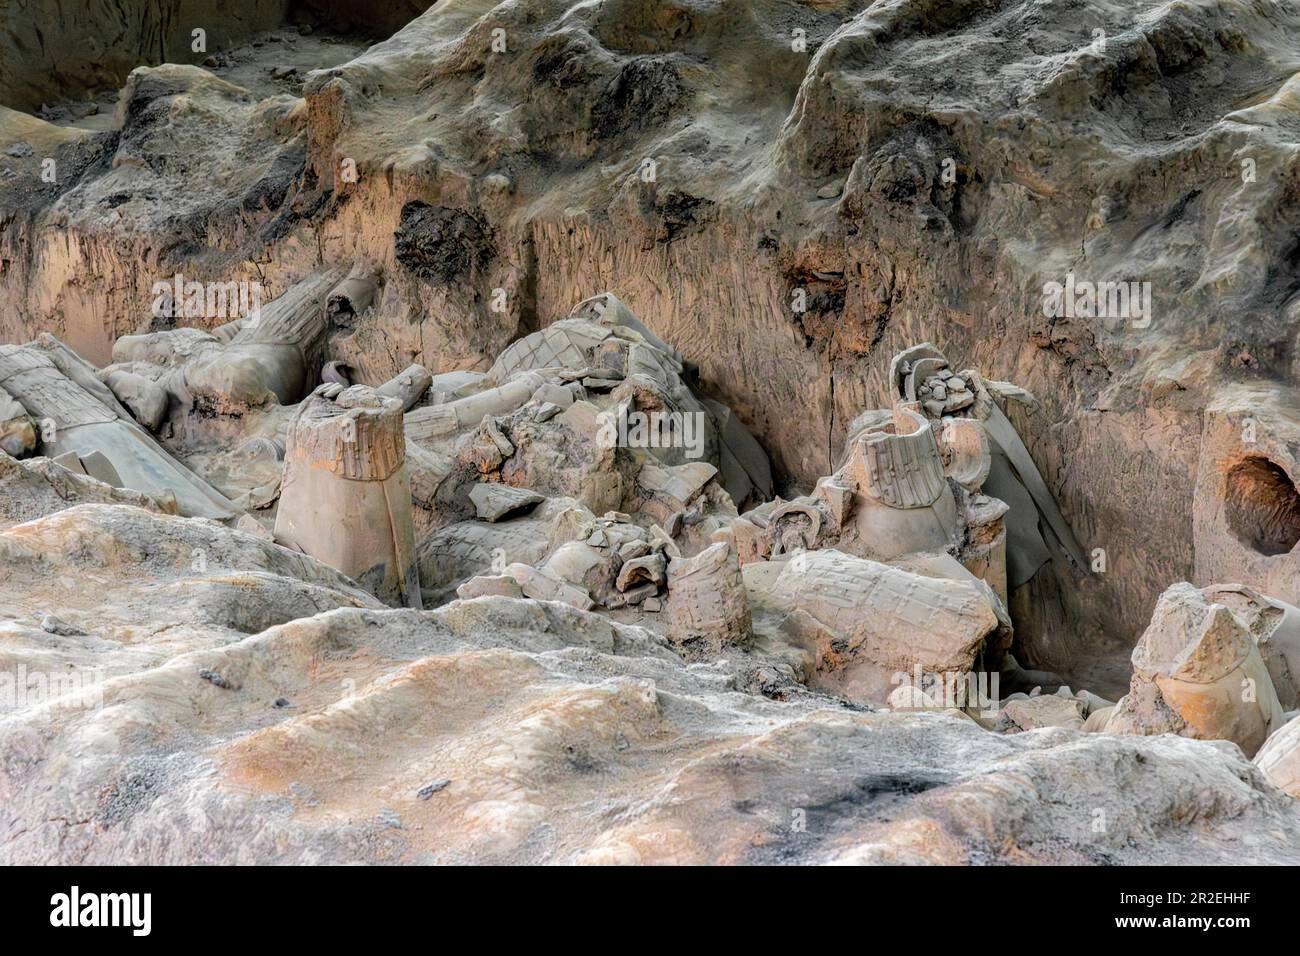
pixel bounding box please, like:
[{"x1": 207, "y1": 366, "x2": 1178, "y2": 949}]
[{"x1": 1, "y1": 277, "x2": 1297, "y2": 865}]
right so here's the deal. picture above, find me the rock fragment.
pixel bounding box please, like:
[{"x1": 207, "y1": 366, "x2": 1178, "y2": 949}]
[
  {"x1": 199, "y1": 669, "x2": 235, "y2": 690},
  {"x1": 417, "y1": 779, "x2": 451, "y2": 800},
  {"x1": 40, "y1": 614, "x2": 86, "y2": 636}
]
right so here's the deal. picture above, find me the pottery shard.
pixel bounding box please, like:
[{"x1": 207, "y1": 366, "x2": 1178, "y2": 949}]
[
  {"x1": 469, "y1": 482, "x2": 544, "y2": 522},
  {"x1": 236, "y1": 513, "x2": 272, "y2": 540},
  {"x1": 638, "y1": 461, "x2": 717, "y2": 509},
  {"x1": 505, "y1": 562, "x2": 595, "y2": 610},
  {"x1": 542, "y1": 541, "x2": 621, "y2": 605},
  {"x1": 665, "y1": 541, "x2": 750, "y2": 650},
  {"x1": 700, "y1": 395, "x2": 773, "y2": 506},
  {"x1": 0, "y1": 452, "x2": 164, "y2": 527},
  {"x1": 104, "y1": 369, "x2": 168, "y2": 431},
  {"x1": 618, "y1": 539, "x2": 650, "y2": 561},
  {"x1": 1255, "y1": 713, "x2": 1300, "y2": 798},
  {"x1": 0, "y1": 383, "x2": 36, "y2": 456},
  {"x1": 479, "y1": 416, "x2": 515, "y2": 458},
  {"x1": 1000, "y1": 695, "x2": 1086, "y2": 732},
  {"x1": 375, "y1": 364, "x2": 433, "y2": 412},
  {"x1": 813, "y1": 477, "x2": 852, "y2": 531},
  {"x1": 456, "y1": 574, "x2": 525, "y2": 600},
  {"x1": 1106, "y1": 582, "x2": 1284, "y2": 757},
  {"x1": 53, "y1": 450, "x2": 122, "y2": 487},
  {"x1": 887, "y1": 685, "x2": 939, "y2": 711},
  {"x1": 766, "y1": 499, "x2": 823, "y2": 555},
  {"x1": 530, "y1": 383, "x2": 575, "y2": 409},
  {"x1": 763, "y1": 549, "x2": 999, "y2": 676},
  {"x1": 938, "y1": 417, "x2": 991, "y2": 492},
  {"x1": 617, "y1": 552, "x2": 666, "y2": 592},
  {"x1": 617, "y1": 583, "x2": 658, "y2": 607}
]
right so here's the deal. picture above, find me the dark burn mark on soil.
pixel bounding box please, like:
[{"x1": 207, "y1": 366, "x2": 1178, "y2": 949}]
[
  {"x1": 394, "y1": 201, "x2": 496, "y2": 283},
  {"x1": 738, "y1": 771, "x2": 950, "y2": 863},
  {"x1": 591, "y1": 56, "x2": 685, "y2": 142},
  {"x1": 642, "y1": 189, "x2": 716, "y2": 244}
]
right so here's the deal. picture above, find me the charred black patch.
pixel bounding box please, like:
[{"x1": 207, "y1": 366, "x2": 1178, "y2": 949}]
[
  {"x1": 783, "y1": 264, "x2": 847, "y2": 346},
  {"x1": 394, "y1": 201, "x2": 496, "y2": 283},
  {"x1": 564, "y1": 744, "x2": 601, "y2": 773},
  {"x1": 591, "y1": 56, "x2": 685, "y2": 141},
  {"x1": 0, "y1": 130, "x2": 116, "y2": 217},
  {"x1": 238, "y1": 145, "x2": 306, "y2": 214},
  {"x1": 190, "y1": 394, "x2": 242, "y2": 420},
  {"x1": 1160, "y1": 189, "x2": 1202, "y2": 230},
  {"x1": 651, "y1": 189, "x2": 716, "y2": 243},
  {"x1": 530, "y1": 34, "x2": 603, "y2": 92}
]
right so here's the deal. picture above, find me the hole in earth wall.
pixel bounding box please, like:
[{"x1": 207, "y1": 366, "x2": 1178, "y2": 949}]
[{"x1": 1225, "y1": 456, "x2": 1300, "y2": 557}]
